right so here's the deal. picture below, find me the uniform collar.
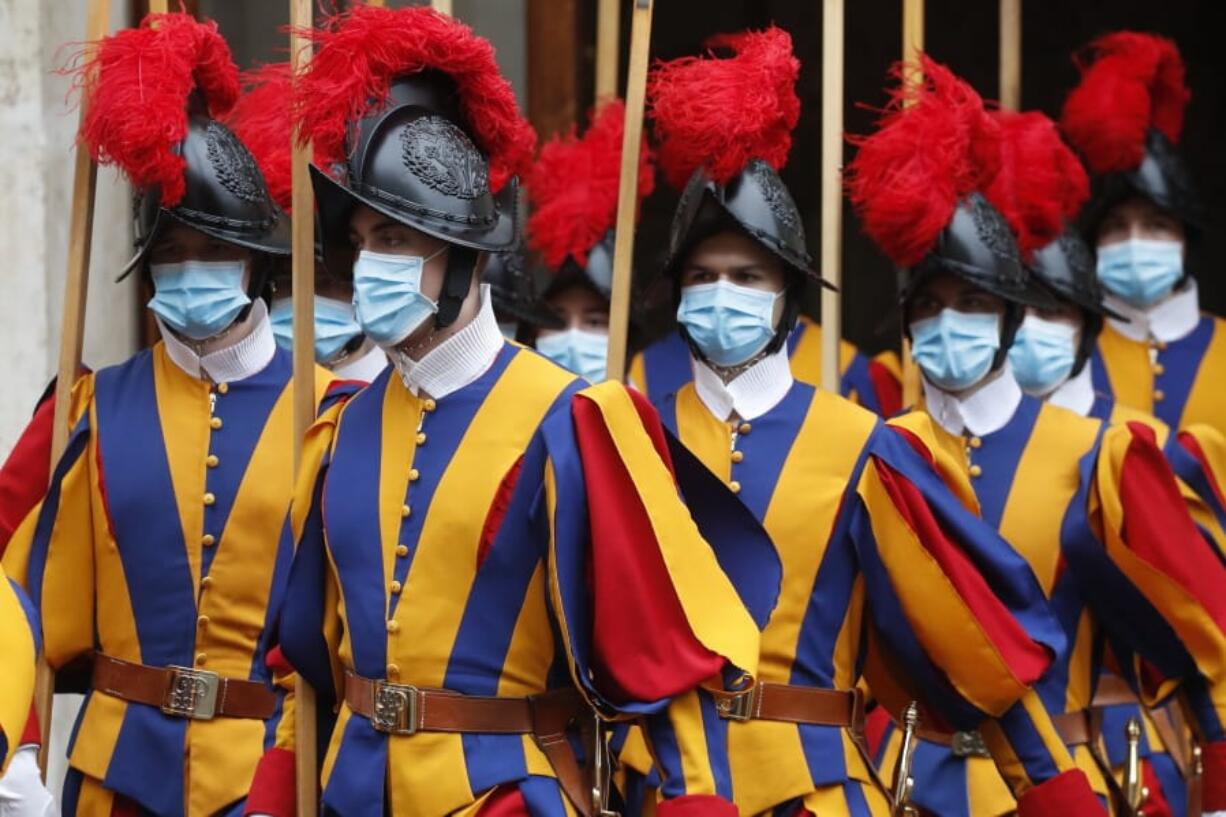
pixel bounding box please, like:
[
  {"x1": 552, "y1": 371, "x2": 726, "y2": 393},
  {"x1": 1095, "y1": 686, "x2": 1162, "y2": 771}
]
[
  {"x1": 1047, "y1": 363, "x2": 1096, "y2": 417},
  {"x1": 693, "y1": 345, "x2": 793, "y2": 422},
  {"x1": 922, "y1": 364, "x2": 1023, "y2": 438},
  {"x1": 1105, "y1": 278, "x2": 1200, "y2": 343},
  {"x1": 158, "y1": 299, "x2": 276, "y2": 383},
  {"x1": 391, "y1": 284, "x2": 503, "y2": 400},
  {"x1": 331, "y1": 341, "x2": 388, "y2": 383}
]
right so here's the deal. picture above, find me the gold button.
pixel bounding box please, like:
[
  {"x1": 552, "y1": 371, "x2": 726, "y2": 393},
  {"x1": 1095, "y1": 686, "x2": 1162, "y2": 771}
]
[
  {"x1": 202, "y1": 533, "x2": 216, "y2": 546},
  {"x1": 206, "y1": 454, "x2": 219, "y2": 468},
  {"x1": 203, "y1": 492, "x2": 216, "y2": 506},
  {"x1": 386, "y1": 620, "x2": 399, "y2": 634},
  {"x1": 731, "y1": 450, "x2": 744, "y2": 463},
  {"x1": 1154, "y1": 389, "x2": 1165, "y2": 402},
  {"x1": 729, "y1": 480, "x2": 742, "y2": 493},
  {"x1": 195, "y1": 652, "x2": 207, "y2": 666},
  {"x1": 197, "y1": 615, "x2": 209, "y2": 628},
  {"x1": 415, "y1": 432, "x2": 427, "y2": 445},
  {"x1": 969, "y1": 464, "x2": 983, "y2": 478},
  {"x1": 738, "y1": 422, "x2": 752, "y2": 435},
  {"x1": 968, "y1": 436, "x2": 982, "y2": 449},
  {"x1": 387, "y1": 663, "x2": 400, "y2": 679},
  {"x1": 216, "y1": 383, "x2": 229, "y2": 395},
  {"x1": 201, "y1": 575, "x2": 213, "y2": 589},
  {"x1": 1153, "y1": 363, "x2": 1165, "y2": 375},
  {"x1": 409, "y1": 468, "x2": 420, "y2": 482},
  {"x1": 401, "y1": 505, "x2": 411, "y2": 518},
  {"x1": 423, "y1": 398, "x2": 436, "y2": 412},
  {"x1": 210, "y1": 416, "x2": 223, "y2": 430},
  {"x1": 390, "y1": 580, "x2": 402, "y2": 594},
  {"x1": 396, "y1": 544, "x2": 409, "y2": 557}
]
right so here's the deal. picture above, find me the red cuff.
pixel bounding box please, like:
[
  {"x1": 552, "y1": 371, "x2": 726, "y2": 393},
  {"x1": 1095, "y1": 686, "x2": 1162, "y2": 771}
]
[
  {"x1": 243, "y1": 747, "x2": 296, "y2": 817},
  {"x1": 20, "y1": 702, "x2": 40, "y2": 746},
  {"x1": 1204, "y1": 741, "x2": 1226, "y2": 810},
  {"x1": 1016, "y1": 770, "x2": 1106, "y2": 817},
  {"x1": 655, "y1": 795, "x2": 738, "y2": 817}
]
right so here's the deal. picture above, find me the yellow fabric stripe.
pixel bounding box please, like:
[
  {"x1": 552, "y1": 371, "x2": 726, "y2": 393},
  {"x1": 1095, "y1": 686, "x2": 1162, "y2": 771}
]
[
  {"x1": 387, "y1": 732, "x2": 471, "y2": 816},
  {"x1": 858, "y1": 461, "x2": 1029, "y2": 715},
  {"x1": 759, "y1": 392, "x2": 875, "y2": 682},
  {"x1": 672, "y1": 385, "x2": 732, "y2": 483},
  {"x1": 581, "y1": 381, "x2": 761, "y2": 678},
  {"x1": 628, "y1": 351, "x2": 647, "y2": 394},
  {"x1": 1096, "y1": 326, "x2": 1156, "y2": 416},
  {"x1": 0, "y1": 566, "x2": 35, "y2": 774},
  {"x1": 729, "y1": 719, "x2": 811, "y2": 814},
  {"x1": 888, "y1": 410, "x2": 981, "y2": 516},
  {"x1": 1180, "y1": 317, "x2": 1226, "y2": 435},
  {"x1": 666, "y1": 690, "x2": 717, "y2": 796},
  {"x1": 153, "y1": 344, "x2": 212, "y2": 596},
  {"x1": 72, "y1": 772, "x2": 118, "y2": 817},
  {"x1": 379, "y1": 378, "x2": 421, "y2": 619},
  {"x1": 496, "y1": 563, "x2": 555, "y2": 698}
]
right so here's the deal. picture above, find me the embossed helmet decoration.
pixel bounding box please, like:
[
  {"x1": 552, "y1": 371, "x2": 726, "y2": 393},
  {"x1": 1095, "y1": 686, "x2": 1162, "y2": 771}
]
[
  {"x1": 73, "y1": 12, "x2": 289, "y2": 284},
  {"x1": 1060, "y1": 32, "x2": 1202, "y2": 237},
  {"x1": 293, "y1": 5, "x2": 536, "y2": 329},
  {"x1": 526, "y1": 99, "x2": 654, "y2": 314},
  {"x1": 649, "y1": 27, "x2": 822, "y2": 357},
  {"x1": 984, "y1": 110, "x2": 1122, "y2": 376},
  {"x1": 846, "y1": 56, "x2": 1055, "y2": 367},
  {"x1": 481, "y1": 246, "x2": 564, "y2": 331}
]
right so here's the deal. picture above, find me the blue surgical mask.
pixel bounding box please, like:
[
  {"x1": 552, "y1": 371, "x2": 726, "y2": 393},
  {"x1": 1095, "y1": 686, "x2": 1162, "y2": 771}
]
[
  {"x1": 1008, "y1": 314, "x2": 1078, "y2": 396},
  {"x1": 536, "y1": 329, "x2": 609, "y2": 383},
  {"x1": 910, "y1": 308, "x2": 1001, "y2": 392},
  {"x1": 676, "y1": 280, "x2": 781, "y2": 367},
  {"x1": 269, "y1": 296, "x2": 364, "y2": 364},
  {"x1": 1096, "y1": 238, "x2": 1183, "y2": 309},
  {"x1": 148, "y1": 260, "x2": 251, "y2": 341},
  {"x1": 352, "y1": 248, "x2": 444, "y2": 347}
]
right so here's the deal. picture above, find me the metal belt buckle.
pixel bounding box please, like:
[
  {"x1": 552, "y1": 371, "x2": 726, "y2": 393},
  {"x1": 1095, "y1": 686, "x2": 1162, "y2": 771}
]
[
  {"x1": 161, "y1": 666, "x2": 220, "y2": 720},
  {"x1": 950, "y1": 730, "x2": 990, "y2": 758},
  {"x1": 715, "y1": 687, "x2": 756, "y2": 722},
  {"x1": 371, "y1": 681, "x2": 419, "y2": 735}
]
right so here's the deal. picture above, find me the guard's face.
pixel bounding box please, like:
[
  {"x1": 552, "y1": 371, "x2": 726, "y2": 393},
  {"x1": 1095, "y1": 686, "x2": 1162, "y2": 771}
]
[
  {"x1": 1097, "y1": 196, "x2": 1185, "y2": 249},
  {"x1": 539, "y1": 283, "x2": 609, "y2": 338},
  {"x1": 347, "y1": 205, "x2": 452, "y2": 303},
  {"x1": 907, "y1": 273, "x2": 1006, "y2": 324},
  {"x1": 1026, "y1": 301, "x2": 1082, "y2": 332},
  {"x1": 148, "y1": 222, "x2": 252, "y2": 287},
  {"x1": 680, "y1": 230, "x2": 788, "y2": 329}
]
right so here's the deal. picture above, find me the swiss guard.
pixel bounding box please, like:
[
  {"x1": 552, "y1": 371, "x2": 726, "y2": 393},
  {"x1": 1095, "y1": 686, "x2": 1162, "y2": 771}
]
[
  {"x1": 848, "y1": 58, "x2": 1226, "y2": 816},
  {"x1": 274, "y1": 6, "x2": 772, "y2": 816},
  {"x1": 226, "y1": 62, "x2": 389, "y2": 384},
  {"x1": 0, "y1": 566, "x2": 38, "y2": 794},
  {"x1": 643, "y1": 30, "x2": 1102, "y2": 816},
  {"x1": 628, "y1": 37, "x2": 900, "y2": 414},
  {"x1": 525, "y1": 99, "x2": 654, "y2": 383},
  {"x1": 1, "y1": 13, "x2": 350, "y2": 816},
  {"x1": 1061, "y1": 32, "x2": 1226, "y2": 438}
]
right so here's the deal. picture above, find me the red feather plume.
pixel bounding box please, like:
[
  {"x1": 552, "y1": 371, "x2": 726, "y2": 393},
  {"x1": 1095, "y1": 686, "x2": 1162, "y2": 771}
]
[
  {"x1": 226, "y1": 63, "x2": 293, "y2": 212},
  {"x1": 648, "y1": 26, "x2": 800, "y2": 190},
  {"x1": 73, "y1": 12, "x2": 239, "y2": 206},
  {"x1": 1060, "y1": 32, "x2": 1189, "y2": 175},
  {"x1": 293, "y1": 5, "x2": 534, "y2": 193},
  {"x1": 845, "y1": 56, "x2": 1001, "y2": 269},
  {"x1": 526, "y1": 100, "x2": 655, "y2": 271},
  {"x1": 984, "y1": 111, "x2": 1089, "y2": 258}
]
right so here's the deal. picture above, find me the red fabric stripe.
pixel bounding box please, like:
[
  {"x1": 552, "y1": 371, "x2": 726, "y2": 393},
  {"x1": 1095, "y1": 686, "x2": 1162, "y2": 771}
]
[
  {"x1": 869, "y1": 360, "x2": 903, "y2": 418},
  {"x1": 872, "y1": 458, "x2": 1052, "y2": 685},
  {"x1": 1140, "y1": 759, "x2": 1174, "y2": 817},
  {"x1": 1204, "y1": 741, "x2": 1226, "y2": 810},
  {"x1": 265, "y1": 646, "x2": 291, "y2": 676},
  {"x1": 0, "y1": 397, "x2": 55, "y2": 556},
  {"x1": 655, "y1": 794, "x2": 738, "y2": 817},
  {"x1": 572, "y1": 393, "x2": 724, "y2": 705},
  {"x1": 626, "y1": 386, "x2": 676, "y2": 473},
  {"x1": 1015, "y1": 769, "x2": 1105, "y2": 817},
  {"x1": 476, "y1": 785, "x2": 530, "y2": 816},
  {"x1": 1119, "y1": 423, "x2": 1226, "y2": 630},
  {"x1": 863, "y1": 704, "x2": 892, "y2": 759},
  {"x1": 111, "y1": 793, "x2": 142, "y2": 817},
  {"x1": 889, "y1": 425, "x2": 937, "y2": 467},
  {"x1": 242, "y1": 747, "x2": 296, "y2": 817},
  {"x1": 1177, "y1": 429, "x2": 1226, "y2": 510},
  {"x1": 19, "y1": 702, "x2": 39, "y2": 746},
  {"x1": 477, "y1": 455, "x2": 525, "y2": 569}
]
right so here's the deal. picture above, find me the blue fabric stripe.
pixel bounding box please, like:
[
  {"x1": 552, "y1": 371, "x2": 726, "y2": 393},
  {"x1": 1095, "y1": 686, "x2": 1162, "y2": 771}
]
[
  {"x1": 641, "y1": 332, "x2": 693, "y2": 401},
  {"x1": 839, "y1": 352, "x2": 878, "y2": 411},
  {"x1": 1089, "y1": 347, "x2": 1114, "y2": 404},
  {"x1": 60, "y1": 768, "x2": 84, "y2": 817},
  {"x1": 907, "y1": 740, "x2": 972, "y2": 817},
  {"x1": 697, "y1": 690, "x2": 733, "y2": 800},
  {"x1": 733, "y1": 383, "x2": 813, "y2": 521},
  {"x1": 1149, "y1": 751, "x2": 1187, "y2": 816},
  {"x1": 1030, "y1": 570, "x2": 1083, "y2": 714},
  {"x1": 10, "y1": 576, "x2": 39, "y2": 659},
  {"x1": 993, "y1": 695, "x2": 1063, "y2": 783},
  {"x1": 320, "y1": 714, "x2": 388, "y2": 817},
  {"x1": 104, "y1": 705, "x2": 186, "y2": 816},
  {"x1": 1168, "y1": 436, "x2": 1226, "y2": 546},
  {"x1": 27, "y1": 414, "x2": 89, "y2": 623},
  {"x1": 519, "y1": 775, "x2": 572, "y2": 817},
  {"x1": 202, "y1": 349, "x2": 291, "y2": 578},
  {"x1": 970, "y1": 396, "x2": 1041, "y2": 529},
  {"x1": 1153, "y1": 315, "x2": 1214, "y2": 429}
]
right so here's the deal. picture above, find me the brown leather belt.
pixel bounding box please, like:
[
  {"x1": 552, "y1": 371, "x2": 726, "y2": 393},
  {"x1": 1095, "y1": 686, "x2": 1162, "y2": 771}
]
[
  {"x1": 344, "y1": 672, "x2": 594, "y2": 816},
  {"x1": 710, "y1": 682, "x2": 865, "y2": 729},
  {"x1": 1091, "y1": 674, "x2": 1137, "y2": 708},
  {"x1": 92, "y1": 654, "x2": 276, "y2": 720},
  {"x1": 918, "y1": 710, "x2": 1092, "y2": 758}
]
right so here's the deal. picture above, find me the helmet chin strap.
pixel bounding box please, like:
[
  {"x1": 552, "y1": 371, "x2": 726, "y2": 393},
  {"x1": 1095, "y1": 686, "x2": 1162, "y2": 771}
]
[{"x1": 435, "y1": 245, "x2": 478, "y2": 329}]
